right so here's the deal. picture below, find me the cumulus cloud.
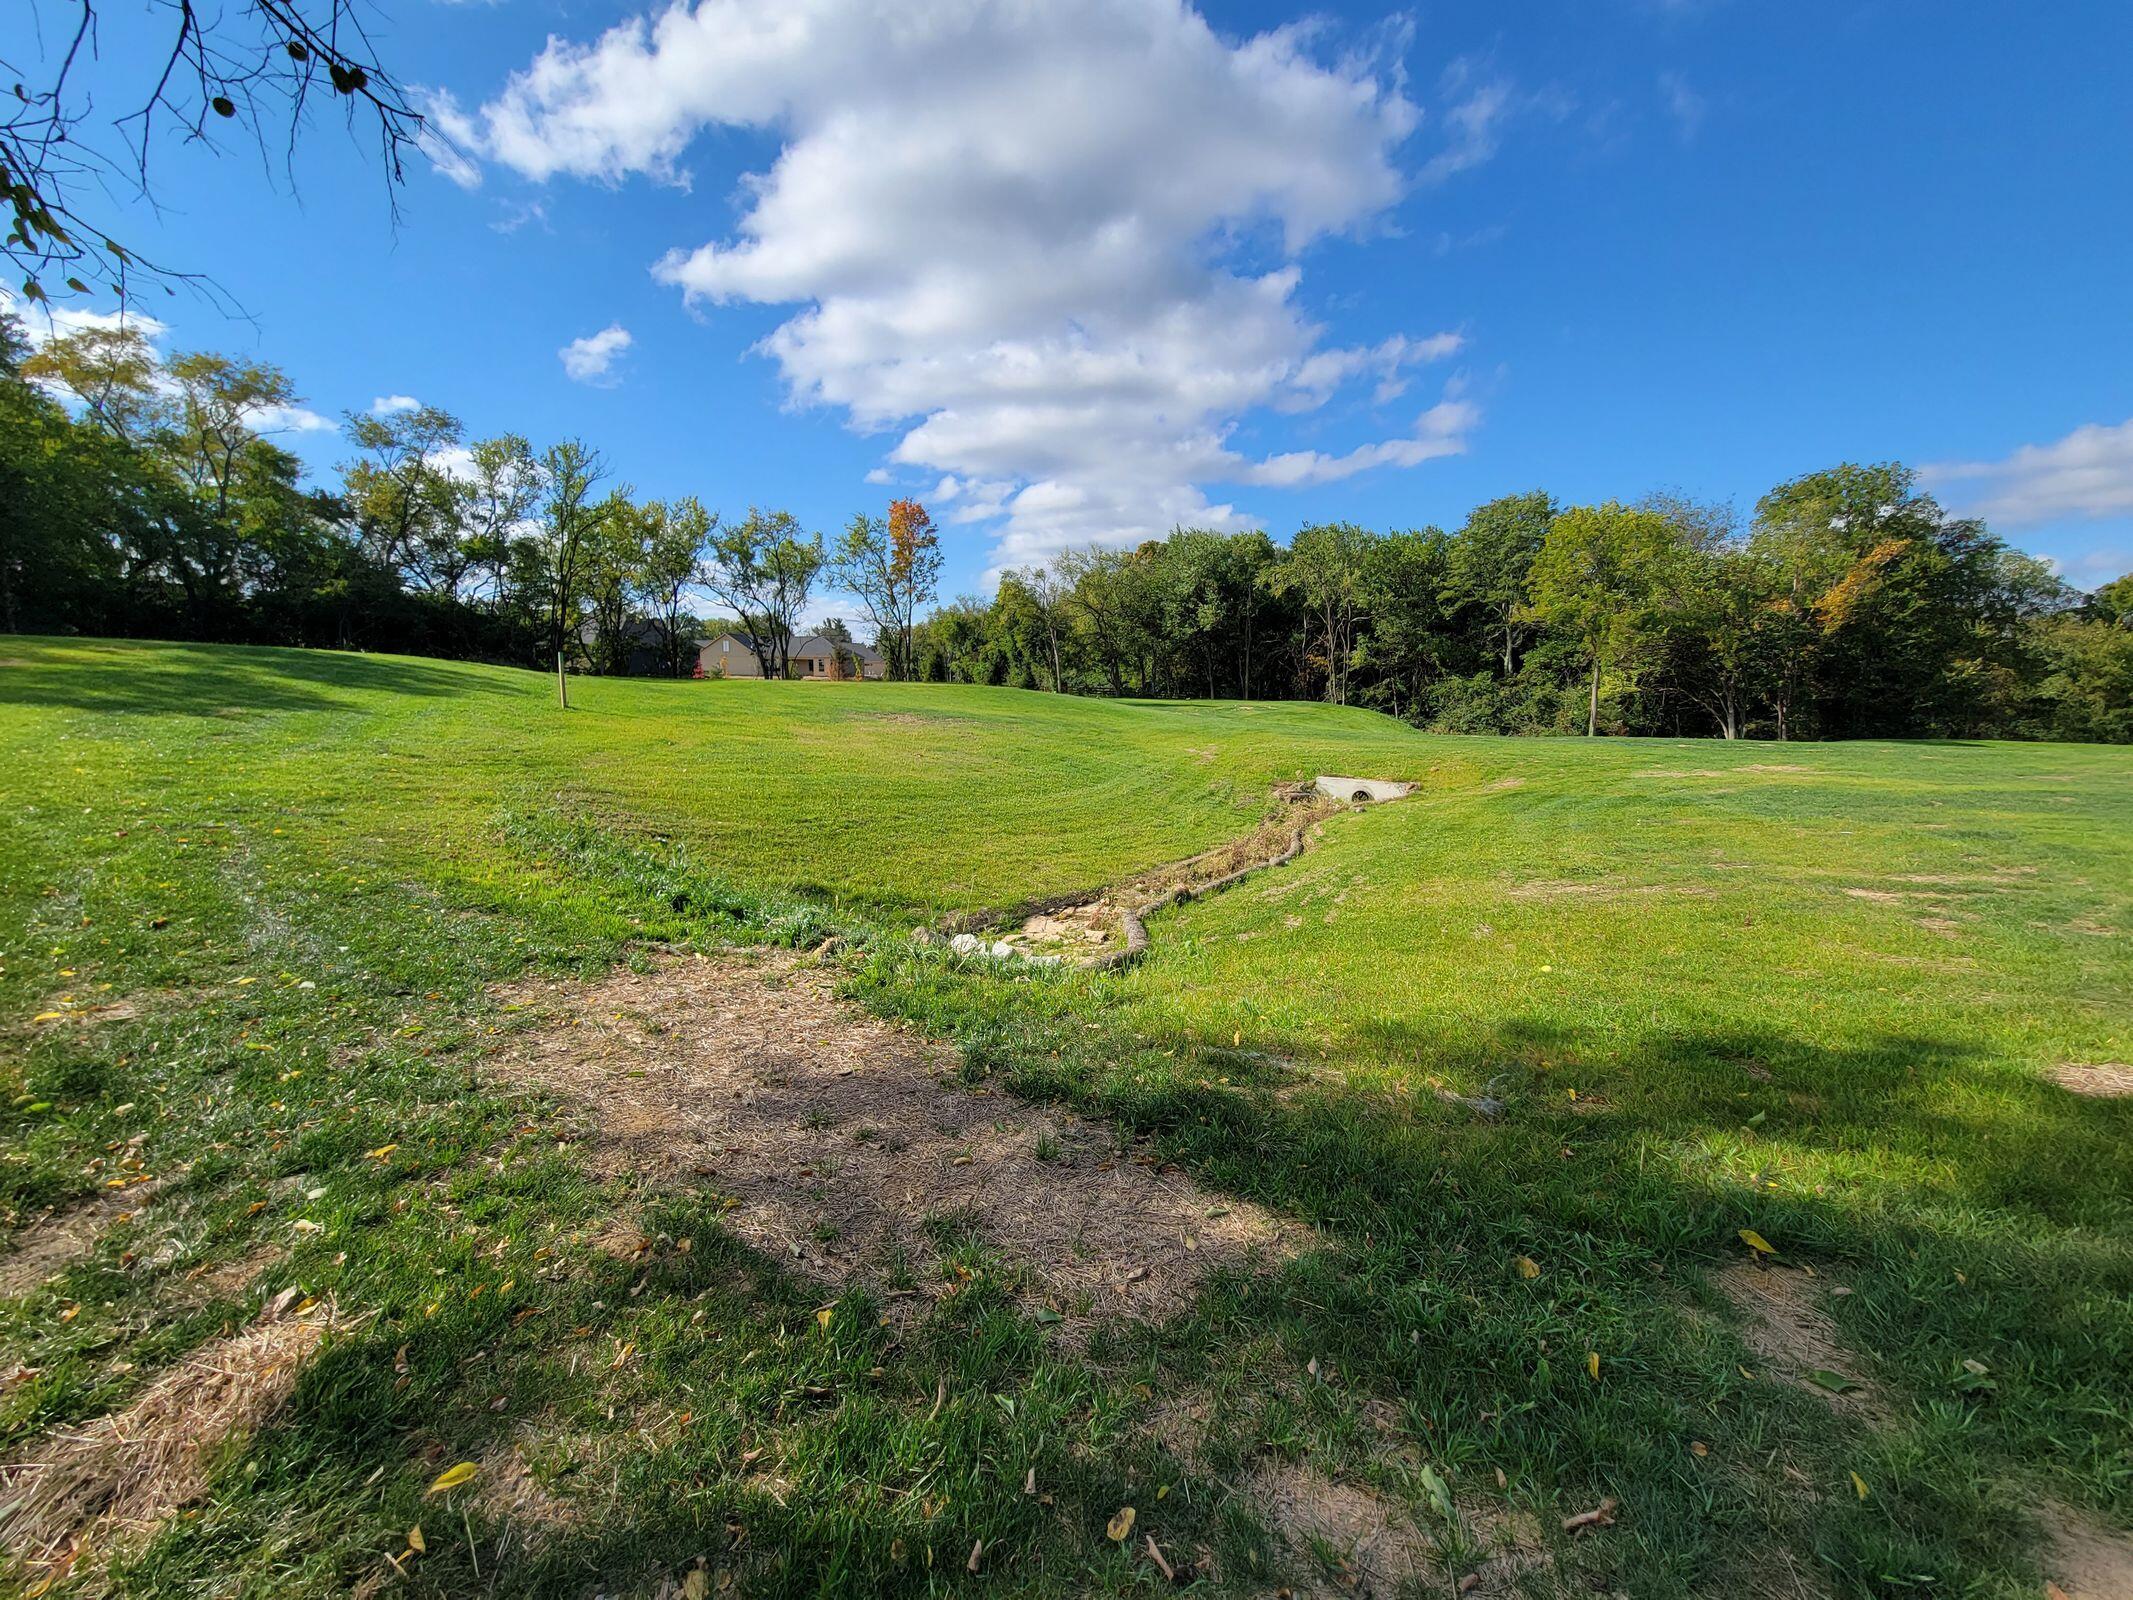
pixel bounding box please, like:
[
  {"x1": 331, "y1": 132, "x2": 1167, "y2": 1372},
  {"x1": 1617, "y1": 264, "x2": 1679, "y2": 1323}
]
[
  {"x1": 444, "y1": 0, "x2": 1480, "y2": 565},
  {"x1": 372, "y1": 394, "x2": 421, "y2": 414},
  {"x1": 1923, "y1": 418, "x2": 2133, "y2": 527},
  {"x1": 560, "y1": 323, "x2": 633, "y2": 385}
]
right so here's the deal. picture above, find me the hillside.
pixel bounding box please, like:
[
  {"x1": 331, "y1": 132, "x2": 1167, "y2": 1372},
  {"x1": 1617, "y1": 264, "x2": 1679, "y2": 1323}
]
[{"x1": 2, "y1": 639, "x2": 2130, "y2": 1599}]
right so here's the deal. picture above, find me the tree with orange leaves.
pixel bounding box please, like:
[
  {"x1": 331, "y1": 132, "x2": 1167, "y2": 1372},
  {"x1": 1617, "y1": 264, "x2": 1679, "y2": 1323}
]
[{"x1": 832, "y1": 498, "x2": 942, "y2": 680}]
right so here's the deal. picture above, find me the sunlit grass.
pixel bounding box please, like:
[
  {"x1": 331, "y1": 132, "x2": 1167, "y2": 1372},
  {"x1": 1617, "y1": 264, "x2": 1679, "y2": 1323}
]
[{"x1": 1, "y1": 636, "x2": 2128, "y2": 1598}]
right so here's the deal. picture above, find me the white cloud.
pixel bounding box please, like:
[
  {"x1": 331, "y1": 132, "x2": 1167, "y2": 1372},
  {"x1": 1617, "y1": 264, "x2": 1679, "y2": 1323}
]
[
  {"x1": 372, "y1": 393, "x2": 421, "y2": 414},
  {"x1": 1657, "y1": 72, "x2": 1705, "y2": 142},
  {"x1": 1923, "y1": 418, "x2": 2133, "y2": 526},
  {"x1": 248, "y1": 403, "x2": 336, "y2": 434},
  {"x1": 0, "y1": 289, "x2": 170, "y2": 346},
  {"x1": 861, "y1": 466, "x2": 894, "y2": 486},
  {"x1": 448, "y1": 0, "x2": 1486, "y2": 565},
  {"x1": 4, "y1": 290, "x2": 333, "y2": 432},
  {"x1": 559, "y1": 323, "x2": 633, "y2": 385},
  {"x1": 1415, "y1": 60, "x2": 1571, "y2": 186},
  {"x1": 417, "y1": 93, "x2": 486, "y2": 189},
  {"x1": 1239, "y1": 393, "x2": 1476, "y2": 487}
]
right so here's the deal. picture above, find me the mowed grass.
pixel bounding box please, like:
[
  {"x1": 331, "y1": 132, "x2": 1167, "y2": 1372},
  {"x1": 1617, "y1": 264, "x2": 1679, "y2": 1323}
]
[{"x1": 0, "y1": 636, "x2": 2128, "y2": 1599}]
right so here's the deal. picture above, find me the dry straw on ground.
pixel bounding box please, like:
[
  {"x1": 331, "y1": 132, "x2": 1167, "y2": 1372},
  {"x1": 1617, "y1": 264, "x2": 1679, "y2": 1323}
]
[
  {"x1": 484, "y1": 949, "x2": 1303, "y2": 1327},
  {"x1": 0, "y1": 1289, "x2": 330, "y2": 1589},
  {"x1": 0, "y1": 1185, "x2": 157, "y2": 1299},
  {"x1": 2047, "y1": 1064, "x2": 2133, "y2": 1099},
  {"x1": 1715, "y1": 1261, "x2": 1887, "y2": 1423}
]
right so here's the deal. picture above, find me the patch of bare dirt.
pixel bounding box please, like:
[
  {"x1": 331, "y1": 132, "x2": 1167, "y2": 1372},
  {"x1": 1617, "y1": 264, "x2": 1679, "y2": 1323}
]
[
  {"x1": 1716, "y1": 1262, "x2": 1886, "y2": 1423},
  {"x1": 470, "y1": 1422, "x2": 596, "y2": 1539},
  {"x1": 1252, "y1": 1461, "x2": 1433, "y2": 1597},
  {"x1": 2047, "y1": 1065, "x2": 2133, "y2": 1100},
  {"x1": 0, "y1": 1185, "x2": 158, "y2": 1299},
  {"x1": 484, "y1": 951, "x2": 1304, "y2": 1328},
  {"x1": 0, "y1": 1289, "x2": 331, "y2": 1589},
  {"x1": 29, "y1": 996, "x2": 140, "y2": 1028},
  {"x1": 2038, "y1": 1503, "x2": 2133, "y2": 1600},
  {"x1": 1248, "y1": 1460, "x2": 1546, "y2": 1599}
]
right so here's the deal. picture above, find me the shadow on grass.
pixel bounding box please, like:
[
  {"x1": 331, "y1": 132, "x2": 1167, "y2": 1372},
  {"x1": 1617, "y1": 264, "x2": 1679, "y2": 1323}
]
[
  {"x1": 0, "y1": 639, "x2": 518, "y2": 718},
  {"x1": 57, "y1": 859, "x2": 2126, "y2": 1599}
]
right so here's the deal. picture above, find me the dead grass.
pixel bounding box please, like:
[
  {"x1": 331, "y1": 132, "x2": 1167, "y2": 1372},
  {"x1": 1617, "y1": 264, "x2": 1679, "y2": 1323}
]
[
  {"x1": 0, "y1": 1185, "x2": 158, "y2": 1299},
  {"x1": 1715, "y1": 1262, "x2": 1887, "y2": 1424},
  {"x1": 469, "y1": 1421, "x2": 597, "y2": 1539},
  {"x1": 1249, "y1": 1460, "x2": 1434, "y2": 1597},
  {"x1": 483, "y1": 950, "x2": 1305, "y2": 1329},
  {"x1": 2036, "y1": 1502, "x2": 2133, "y2": 1600},
  {"x1": 29, "y1": 997, "x2": 141, "y2": 1028},
  {"x1": 0, "y1": 1289, "x2": 331, "y2": 1589},
  {"x1": 2047, "y1": 1064, "x2": 2133, "y2": 1100}
]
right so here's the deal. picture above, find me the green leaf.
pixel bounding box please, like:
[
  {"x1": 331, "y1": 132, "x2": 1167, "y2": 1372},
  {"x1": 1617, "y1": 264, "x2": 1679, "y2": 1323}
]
[{"x1": 1805, "y1": 1369, "x2": 1861, "y2": 1394}]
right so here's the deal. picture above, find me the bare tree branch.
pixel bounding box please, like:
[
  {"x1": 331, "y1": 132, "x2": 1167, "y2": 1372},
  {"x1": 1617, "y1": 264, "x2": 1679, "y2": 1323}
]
[{"x1": 2, "y1": 0, "x2": 422, "y2": 310}]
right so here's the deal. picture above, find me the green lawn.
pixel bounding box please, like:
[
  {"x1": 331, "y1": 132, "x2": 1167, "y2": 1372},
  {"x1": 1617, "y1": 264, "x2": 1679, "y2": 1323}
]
[{"x1": 1, "y1": 637, "x2": 2128, "y2": 1599}]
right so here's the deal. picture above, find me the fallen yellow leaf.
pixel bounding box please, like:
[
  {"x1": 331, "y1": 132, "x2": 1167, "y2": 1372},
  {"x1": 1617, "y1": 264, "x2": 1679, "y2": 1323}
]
[
  {"x1": 1850, "y1": 1472, "x2": 1869, "y2": 1501},
  {"x1": 1738, "y1": 1228, "x2": 1776, "y2": 1256},
  {"x1": 407, "y1": 1524, "x2": 426, "y2": 1553},
  {"x1": 426, "y1": 1461, "x2": 479, "y2": 1494},
  {"x1": 816, "y1": 1306, "x2": 834, "y2": 1331},
  {"x1": 1515, "y1": 1256, "x2": 1541, "y2": 1279},
  {"x1": 1586, "y1": 1351, "x2": 1600, "y2": 1380},
  {"x1": 1106, "y1": 1506, "x2": 1136, "y2": 1542}
]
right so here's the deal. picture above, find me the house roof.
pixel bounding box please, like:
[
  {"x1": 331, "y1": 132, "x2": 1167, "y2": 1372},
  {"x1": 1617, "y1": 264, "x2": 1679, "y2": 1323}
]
[
  {"x1": 791, "y1": 634, "x2": 882, "y2": 660},
  {"x1": 702, "y1": 632, "x2": 881, "y2": 661}
]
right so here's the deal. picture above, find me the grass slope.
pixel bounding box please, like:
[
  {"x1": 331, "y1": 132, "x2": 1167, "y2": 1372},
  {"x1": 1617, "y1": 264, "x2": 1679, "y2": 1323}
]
[{"x1": 1, "y1": 636, "x2": 2129, "y2": 1599}]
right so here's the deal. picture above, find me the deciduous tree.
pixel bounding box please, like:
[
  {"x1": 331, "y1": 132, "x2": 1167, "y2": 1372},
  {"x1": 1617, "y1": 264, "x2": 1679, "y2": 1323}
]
[{"x1": 702, "y1": 508, "x2": 824, "y2": 679}]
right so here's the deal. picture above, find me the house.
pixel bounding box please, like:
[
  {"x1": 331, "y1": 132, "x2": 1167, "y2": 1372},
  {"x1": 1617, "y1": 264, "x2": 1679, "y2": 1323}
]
[
  {"x1": 576, "y1": 618, "x2": 688, "y2": 676},
  {"x1": 699, "y1": 632, "x2": 885, "y2": 680}
]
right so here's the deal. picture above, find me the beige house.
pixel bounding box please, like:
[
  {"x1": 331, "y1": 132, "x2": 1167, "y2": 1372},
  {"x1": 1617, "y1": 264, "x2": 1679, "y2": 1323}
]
[{"x1": 699, "y1": 632, "x2": 885, "y2": 680}]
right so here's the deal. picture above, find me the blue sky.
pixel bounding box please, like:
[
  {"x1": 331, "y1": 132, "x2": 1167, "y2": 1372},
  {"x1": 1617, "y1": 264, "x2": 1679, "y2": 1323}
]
[{"x1": 35, "y1": 0, "x2": 2133, "y2": 606}]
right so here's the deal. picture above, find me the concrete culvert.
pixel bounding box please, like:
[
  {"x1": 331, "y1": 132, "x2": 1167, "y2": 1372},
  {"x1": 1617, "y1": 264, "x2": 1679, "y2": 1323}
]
[{"x1": 1315, "y1": 775, "x2": 1413, "y2": 804}]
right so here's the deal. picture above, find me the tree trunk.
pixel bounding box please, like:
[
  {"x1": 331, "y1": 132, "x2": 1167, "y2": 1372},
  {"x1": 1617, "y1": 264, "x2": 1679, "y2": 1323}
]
[
  {"x1": 1587, "y1": 658, "x2": 1599, "y2": 737},
  {"x1": 557, "y1": 649, "x2": 570, "y2": 709}
]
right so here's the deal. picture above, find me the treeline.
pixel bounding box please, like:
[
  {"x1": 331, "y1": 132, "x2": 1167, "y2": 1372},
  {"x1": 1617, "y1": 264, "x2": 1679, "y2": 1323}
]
[
  {"x1": 4, "y1": 312, "x2": 2127, "y2": 739},
  {"x1": 0, "y1": 314, "x2": 942, "y2": 690},
  {"x1": 921, "y1": 483, "x2": 2132, "y2": 741}
]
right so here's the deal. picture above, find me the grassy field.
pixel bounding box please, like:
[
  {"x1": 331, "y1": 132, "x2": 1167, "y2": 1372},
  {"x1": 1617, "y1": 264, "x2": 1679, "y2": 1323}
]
[{"x1": 1, "y1": 637, "x2": 2128, "y2": 1599}]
